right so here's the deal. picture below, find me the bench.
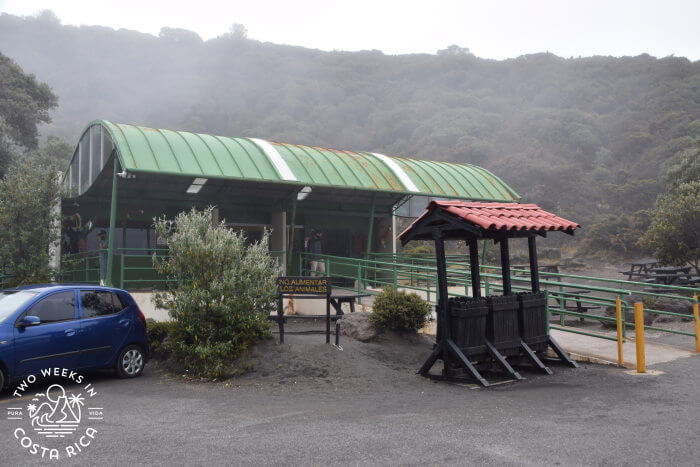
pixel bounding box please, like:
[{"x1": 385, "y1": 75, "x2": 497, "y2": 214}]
[{"x1": 618, "y1": 271, "x2": 648, "y2": 280}]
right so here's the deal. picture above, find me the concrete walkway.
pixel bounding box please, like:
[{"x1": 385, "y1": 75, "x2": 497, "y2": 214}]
[{"x1": 550, "y1": 328, "x2": 697, "y2": 368}]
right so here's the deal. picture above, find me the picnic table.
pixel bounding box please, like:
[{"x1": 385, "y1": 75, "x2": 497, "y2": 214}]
[
  {"x1": 511, "y1": 264, "x2": 560, "y2": 278},
  {"x1": 619, "y1": 259, "x2": 659, "y2": 281},
  {"x1": 644, "y1": 266, "x2": 700, "y2": 291},
  {"x1": 648, "y1": 266, "x2": 691, "y2": 275},
  {"x1": 644, "y1": 266, "x2": 692, "y2": 285}
]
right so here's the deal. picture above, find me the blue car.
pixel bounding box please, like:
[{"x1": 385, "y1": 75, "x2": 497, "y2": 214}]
[{"x1": 0, "y1": 284, "x2": 149, "y2": 390}]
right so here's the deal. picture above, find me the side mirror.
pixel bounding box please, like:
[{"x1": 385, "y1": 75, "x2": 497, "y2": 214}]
[{"x1": 18, "y1": 315, "x2": 41, "y2": 327}]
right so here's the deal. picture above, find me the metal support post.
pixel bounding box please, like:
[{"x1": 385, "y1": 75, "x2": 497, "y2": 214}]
[
  {"x1": 120, "y1": 253, "x2": 125, "y2": 289},
  {"x1": 105, "y1": 158, "x2": 119, "y2": 287},
  {"x1": 365, "y1": 196, "x2": 376, "y2": 259},
  {"x1": 286, "y1": 197, "x2": 297, "y2": 274}
]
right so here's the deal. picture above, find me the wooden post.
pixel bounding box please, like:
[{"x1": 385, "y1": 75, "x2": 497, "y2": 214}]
[
  {"x1": 277, "y1": 294, "x2": 284, "y2": 343},
  {"x1": 528, "y1": 235, "x2": 540, "y2": 293},
  {"x1": 433, "y1": 230, "x2": 450, "y2": 342},
  {"x1": 326, "y1": 295, "x2": 331, "y2": 344},
  {"x1": 615, "y1": 296, "x2": 624, "y2": 365},
  {"x1": 634, "y1": 302, "x2": 645, "y2": 373},
  {"x1": 499, "y1": 236, "x2": 512, "y2": 295},
  {"x1": 468, "y1": 237, "x2": 481, "y2": 298},
  {"x1": 692, "y1": 293, "x2": 699, "y2": 353}
]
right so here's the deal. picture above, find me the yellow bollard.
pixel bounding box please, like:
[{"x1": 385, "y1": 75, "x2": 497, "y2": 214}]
[
  {"x1": 693, "y1": 294, "x2": 699, "y2": 353},
  {"x1": 615, "y1": 296, "x2": 624, "y2": 365},
  {"x1": 634, "y1": 302, "x2": 645, "y2": 373}
]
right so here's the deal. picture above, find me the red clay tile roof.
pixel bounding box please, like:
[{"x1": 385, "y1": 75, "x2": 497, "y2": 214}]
[{"x1": 400, "y1": 201, "x2": 579, "y2": 238}]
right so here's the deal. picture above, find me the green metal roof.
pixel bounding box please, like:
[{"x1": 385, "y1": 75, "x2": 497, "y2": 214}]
[{"x1": 66, "y1": 120, "x2": 520, "y2": 201}]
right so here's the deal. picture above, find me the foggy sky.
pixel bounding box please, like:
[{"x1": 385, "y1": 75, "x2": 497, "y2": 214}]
[{"x1": 0, "y1": 0, "x2": 698, "y2": 60}]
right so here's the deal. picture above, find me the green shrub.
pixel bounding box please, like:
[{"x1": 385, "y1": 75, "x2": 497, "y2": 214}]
[
  {"x1": 146, "y1": 320, "x2": 177, "y2": 357},
  {"x1": 152, "y1": 207, "x2": 281, "y2": 379},
  {"x1": 369, "y1": 287, "x2": 431, "y2": 332},
  {"x1": 400, "y1": 244, "x2": 434, "y2": 257}
]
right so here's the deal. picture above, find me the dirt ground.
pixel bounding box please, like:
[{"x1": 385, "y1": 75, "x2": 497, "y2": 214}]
[
  {"x1": 213, "y1": 317, "x2": 568, "y2": 390},
  {"x1": 236, "y1": 318, "x2": 438, "y2": 389}
]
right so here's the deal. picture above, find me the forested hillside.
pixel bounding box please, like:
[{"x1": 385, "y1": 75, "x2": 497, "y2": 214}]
[{"x1": 1, "y1": 12, "x2": 698, "y2": 254}]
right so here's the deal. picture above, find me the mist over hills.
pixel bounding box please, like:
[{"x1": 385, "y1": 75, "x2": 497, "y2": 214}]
[{"x1": 1, "y1": 12, "x2": 698, "y2": 249}]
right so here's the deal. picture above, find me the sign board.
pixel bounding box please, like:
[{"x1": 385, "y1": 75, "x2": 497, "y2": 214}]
[{"x1": 277, "y1": 276, "x2": 330, "y2": 296}]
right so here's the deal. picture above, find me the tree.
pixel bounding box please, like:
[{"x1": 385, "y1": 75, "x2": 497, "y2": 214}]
[
  {"x1": 641, "y1": 145, "x2": 700, "y2": 274},
  {"x1": 0, "y1": 52, "x2": 58, "y2": 173},
  {"x1": 152, "y1": 207, "x2": 280, "y2": 378},
  {"x1": 0, "y1": 159, "x2": 61, "y2": 286},
  {"x1": 25, "y1": 135, "x2": 73, "y2": 167},
  {"x1": 437, "y1": 45, "x2": 472, "y2": 56},
  {"x1": 228, "y1": 23, "x2": 248, "y2": 40},
  {"x1": 664, "y1": 145, "x2": 700, "y2": 189},
  {"x1": 159, "y1": 27, "x2": 203, "y2": 44}
]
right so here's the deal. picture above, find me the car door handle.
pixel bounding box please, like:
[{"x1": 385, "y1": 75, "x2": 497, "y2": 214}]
[
  {"x1": 64, "y1": 329, "x2": 76, "y2": 336},
  {"x1": 119, "y1": 319, "x2": 130, "y2": 327}
]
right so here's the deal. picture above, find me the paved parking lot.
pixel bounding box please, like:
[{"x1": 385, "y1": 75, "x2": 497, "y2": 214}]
[{"x1": 1, "y1": 338, "x2": 698, "y2": 466}]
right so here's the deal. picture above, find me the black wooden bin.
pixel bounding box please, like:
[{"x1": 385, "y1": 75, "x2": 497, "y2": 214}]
[
  {"x1": 445, "y1": 296, "x2": 489, "y2": 378},
  {"x1": 517, "y1": 292, "x2": 548, "y2": 353},
  {"x1": 448, "y1": 297, "x2": 488, "y2": 357},
  {"x1": 486, "y1": 295, "x2": 521, "y2": 357}
]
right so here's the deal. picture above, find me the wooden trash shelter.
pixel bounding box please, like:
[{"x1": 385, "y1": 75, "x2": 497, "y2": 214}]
[{"x1": 399, "y1": 201, "x2": 581, "y2": 386}]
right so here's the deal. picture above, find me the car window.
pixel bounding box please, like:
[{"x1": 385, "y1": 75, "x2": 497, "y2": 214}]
[
  {"x1": 26, "y1": 291, "x2": 76, "y2": 324},
  {"x1": 81, "y1": 291, "x2": 126, "y2": 318},
  {"x1": 0, "y1": 291, "x2": 38, "y2": 323}
]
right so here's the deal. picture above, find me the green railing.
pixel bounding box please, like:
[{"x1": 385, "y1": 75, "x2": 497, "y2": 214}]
[
  {"x1": 55, "y1": 248, "x2": 698, "y2": 348},
  {"x1": 299, "y1": 252, "x2": 700, "y2": 347},
  {"x1": 60, "y1": 248, "x2": 286, "y2": 290},
  {"x1": 59, "y1": 252, "x2": 101, "y2": 284}
]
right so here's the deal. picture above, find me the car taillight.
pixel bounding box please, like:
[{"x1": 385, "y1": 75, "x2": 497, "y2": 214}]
[{"x1": 136, "y1": 307, "x2": 147, "y2": 330}]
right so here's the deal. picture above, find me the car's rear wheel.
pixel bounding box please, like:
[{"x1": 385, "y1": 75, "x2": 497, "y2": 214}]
[
  {"x1": 0, "y1": 367, "x2": 5, "y2": 392},
  {"x1": 116, "y1": 345, "x2": 145, "y2": 378}
]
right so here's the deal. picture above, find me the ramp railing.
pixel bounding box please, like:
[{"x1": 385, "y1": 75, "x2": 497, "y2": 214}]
[{"x1": 299, "y1": 252, "x2": 699, "y2": 350}]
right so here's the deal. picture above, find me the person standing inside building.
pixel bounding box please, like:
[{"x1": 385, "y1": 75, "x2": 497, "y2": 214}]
[
  {"x1": 307, "y1": 229, "x2": 325, "y2": 276},
  {"x1": 97, "y1": 230, "x2": 108, "y2": 285}
]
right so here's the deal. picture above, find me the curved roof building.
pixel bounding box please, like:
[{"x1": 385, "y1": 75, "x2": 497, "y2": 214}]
[
  {"x1": 61, "y1": 120, "x2": 519, "y2": 286},
  {"x1": 64, "y1": 120, "x2": 519, "y2": 202}
]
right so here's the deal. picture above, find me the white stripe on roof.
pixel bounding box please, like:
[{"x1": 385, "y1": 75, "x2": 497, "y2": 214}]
[
  {"x1": 250, "y1": 138, "x2": 298, "y2": 181},
  {"x1": 370, "y1": 153, "x2": 420, "y2": 192}
]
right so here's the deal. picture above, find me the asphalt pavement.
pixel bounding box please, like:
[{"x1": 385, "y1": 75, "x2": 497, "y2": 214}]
[{"x1": 1, "y1": 345, "x2": 698, "y2": 466}]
